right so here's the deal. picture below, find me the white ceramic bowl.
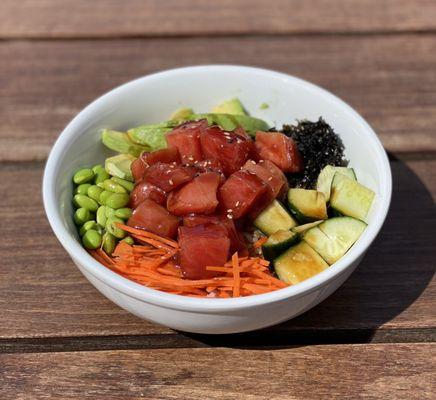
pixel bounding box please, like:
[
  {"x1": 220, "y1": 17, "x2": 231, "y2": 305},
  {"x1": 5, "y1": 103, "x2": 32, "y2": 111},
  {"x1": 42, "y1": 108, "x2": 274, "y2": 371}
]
[{"x1": 43, "y1": 65, "x2": 391, "y2": 334}]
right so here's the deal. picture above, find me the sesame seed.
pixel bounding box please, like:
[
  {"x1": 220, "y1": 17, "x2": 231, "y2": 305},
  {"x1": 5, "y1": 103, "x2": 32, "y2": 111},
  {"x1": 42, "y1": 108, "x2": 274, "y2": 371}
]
[
  {"x1": 169, "y1": 179, "x2": 174, "y2": 185},
  {"x1": 268, "y1": 177, "x2": 273, "y2": 181},
  {"x1": 227, "y1": 214, "x2": 233, "y2": 219},
  {"x1": 235, "y1": 201, "x2": 240, "y2": 206},
  {"x1": 188, "y1": 156, "x2": 194, "y2": 161},
  {"x1": 227, "y1": 209, "x2": 233, "y2": 213}
]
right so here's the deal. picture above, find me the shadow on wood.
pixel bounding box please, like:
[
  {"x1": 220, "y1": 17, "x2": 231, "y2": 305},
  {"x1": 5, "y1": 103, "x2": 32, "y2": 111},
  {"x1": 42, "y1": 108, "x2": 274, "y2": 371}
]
[{"x1": 183, "y1": 157, "x2": 436, "y2": 347}]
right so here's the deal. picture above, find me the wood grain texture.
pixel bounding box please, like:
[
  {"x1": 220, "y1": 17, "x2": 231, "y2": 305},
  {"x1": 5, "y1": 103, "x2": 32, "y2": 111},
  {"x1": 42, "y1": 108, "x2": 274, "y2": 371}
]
[
  {"x1": 1, "y1": 34, "x2": 436, "y2": 162},
  {"x1": 1, "y1": 0, "x2": 436, "y2": 38},
  {"x1": 1, "y1": 344, "x2": 435, "y2": 399},
  {"x1": 0, "y1": 159, "x2": 434, "y2": 340}
]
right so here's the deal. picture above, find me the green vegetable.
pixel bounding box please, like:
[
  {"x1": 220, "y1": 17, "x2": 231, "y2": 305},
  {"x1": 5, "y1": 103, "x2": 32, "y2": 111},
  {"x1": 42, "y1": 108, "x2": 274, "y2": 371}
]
[
  {"x1": 121, "y1": 236, "x2": 134, "y2": 245},
  {"x1": 87, "y1": 185, "x2": 104, "y2": 202},
  {"x1": 316, "y1": 165, "x2": 356, "y2": 201},
  {"x1": 96, "y1": 206, "x2": 107, "y2": 226},
  {"x1": 82, "y1": 229, "x2": 102, "y2": 249},
  {"x1": 330, "y1": 173, "x2": 375, "y2": 221},
  {"x1": 212, "y1": 98, "x2": 247, "y2": 115},
  {"x1": 102, "y1": 232, "x2": 117, "y2": 255},
  {"x1": 105, "y1": 193, "x2": 130, "y2": 209},
  {"x1": 92, "y1": 164, "x2": 105, "y2": 174},
  {"x1": 170, "y1": 107, "x2": 194, "y2": 121},
  {"x1": 101, "y1": 129, "x2": 149, "y2": 157},
  {"x1": 303, "y1": 217, "x2": 367, "y2": 265},
  {"x1": 115, "y1": 207, "x2": 132, "y2": 220},
  {"x1": 74, "y1": 208, "x2": 93, "y2": 225},
  {"x1": 100, "y1": 179, "x2": 127, "y2": 194},
  {"x1": 105, "y1": 154, "x2": 135, "y2": 181},
  {"x1": 287, "y1": 189, "x2": 328, "y2": 223},
  {"x1": 111, "y1": 177, "x2": 134, "y2": 192},
  {"x1": 254, "y1": 200, "x2": 297, "y2": 235},
  {"x1": 274, "y1": 242, "x2": 329, "y2": 285},
  {"x1": 73, "y1": 168, "x2": 94, "y2": 184},
  {"x1": 127, "y1": 122, "x2": 176, "y2": 150},
  {"x1": 79, "y1": 220, "x2": 99, "y2": 236},
  {"x1": 291, "y1": 221, "x2": 323, "y2": 235},
  {"x1": 98, "y1": 190, "x2": 112, "y2": 206},
  {"x1": 105, "y1": 206, "x2": 116, "y2": 219},
  {"x1": 73, "y1": 194, "x2": 99, "y2": 212},
  {"x1": 94, "y1": 167, "x2": 110, "y2": 184},
  {"x1": 75, "y1": 183, "x2": 92, "y2": 195},
  {"x1": 262, "y1": 230, "x2": 299, "y2": 261},
  {"x1": 106, "y1": 217, "x2": 126, "y2": 239},
  {"x1": 188, "y1": 113, "x2": 269, "y2": 136}
]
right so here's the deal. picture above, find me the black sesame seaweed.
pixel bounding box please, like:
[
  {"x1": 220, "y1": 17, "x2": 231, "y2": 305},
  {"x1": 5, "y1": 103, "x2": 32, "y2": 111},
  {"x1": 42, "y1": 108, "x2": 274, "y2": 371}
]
[{"x1": 281, "y1": 118, "x2": 347, "y2": 188}]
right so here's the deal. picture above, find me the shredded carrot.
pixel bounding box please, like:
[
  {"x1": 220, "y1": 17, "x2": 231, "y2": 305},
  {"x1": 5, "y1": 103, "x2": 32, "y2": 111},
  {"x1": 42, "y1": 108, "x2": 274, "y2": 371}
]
[
  {"x1": 253, "y1": 236, "x2": 268, "y2": 248},
  {"x1": 90, "y1": 227, "x2": 289, "y2": 298}
]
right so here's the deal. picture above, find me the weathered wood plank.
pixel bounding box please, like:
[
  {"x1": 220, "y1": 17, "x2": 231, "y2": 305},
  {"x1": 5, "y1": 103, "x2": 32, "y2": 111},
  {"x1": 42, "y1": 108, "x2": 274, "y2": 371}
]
[
  {"x1": 1, "y1": 344, "x2": 435, "y2": 399},
  {"x1": 0, "y1": 159, "x2": 434, "y2": 339},
  {"x1": 1, "y1": 0, "x2": 436, "y2": 38},
  {"x1": 1, "y1": 34, "x2": 436, "y2": 162}
]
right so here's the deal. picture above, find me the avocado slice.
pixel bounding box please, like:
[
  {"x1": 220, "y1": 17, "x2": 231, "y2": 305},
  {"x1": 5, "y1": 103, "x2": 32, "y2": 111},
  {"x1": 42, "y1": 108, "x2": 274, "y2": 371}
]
[
  {"x1": 127, "y1": 122, "x2": 177, "y2": 151},
  {"x1": 169, "y1": 107, "x2": 194, "y2": 122},
  {"x1": 188, "y1": 113, "x2": 269, "y2": 136},
  {"x1": 105, "y1": 154, "x2": 136, "y2": 181},
  {"x1": 212, "y1": 98, "x2": 247, "y2": 116},
  {"x1": 102, "y1": 129, "x2": 149, "y2": 157}
]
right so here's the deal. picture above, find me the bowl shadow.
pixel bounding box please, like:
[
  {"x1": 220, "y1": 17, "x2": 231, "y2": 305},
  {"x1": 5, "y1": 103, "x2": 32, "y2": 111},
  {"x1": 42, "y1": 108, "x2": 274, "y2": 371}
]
[{"x1": 182, "y1": 156, "x2": 435, "y2": 348}]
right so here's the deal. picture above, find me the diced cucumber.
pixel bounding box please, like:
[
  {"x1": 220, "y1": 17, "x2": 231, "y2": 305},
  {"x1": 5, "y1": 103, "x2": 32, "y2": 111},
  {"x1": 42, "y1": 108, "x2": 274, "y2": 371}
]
[
  {"x1": 274, "y1": 242, "x2": 329, "y2": 284},
  {"x1": 291, "y1": 220, "x2": 323, "y2": 234},
  {"x1": 254, "y1": 200, "x2": 297, "y2": 235},
  {"x1": 303, "y1": 217, "x2": 367, "y2": 264},
  {"x1": 316, "y1": 165, "x2": 356, "y2": 201},
  {"x1": 287, "y1": 189, "x2": 328, "y2": 223},
  {"x1": 330, "y1": 173, "x2": 375, "y2": 221},
  {"x1": 262, "y1": 230, "x2": 299, "y2": 261}
]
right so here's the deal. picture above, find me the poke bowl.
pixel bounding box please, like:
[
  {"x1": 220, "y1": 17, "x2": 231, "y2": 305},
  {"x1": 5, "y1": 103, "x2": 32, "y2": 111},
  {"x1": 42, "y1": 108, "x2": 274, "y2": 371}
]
[{"x1": 43, "y1": 65, "x2": 392, "y2": 334}]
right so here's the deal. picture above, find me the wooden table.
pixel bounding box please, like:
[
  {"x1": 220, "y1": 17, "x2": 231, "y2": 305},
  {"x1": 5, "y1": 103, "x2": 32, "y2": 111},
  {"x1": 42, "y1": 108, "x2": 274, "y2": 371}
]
[{"x1": 1, "y1": 1, "x2": 435, "y2": 398}]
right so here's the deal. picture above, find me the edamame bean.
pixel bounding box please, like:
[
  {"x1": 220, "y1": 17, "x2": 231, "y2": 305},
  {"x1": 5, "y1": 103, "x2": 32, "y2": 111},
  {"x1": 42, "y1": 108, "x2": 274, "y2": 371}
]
[
  {"x1": 82, "y1": 229, "x2": 102, "y2": 249},
  {"x1": 96, "y1": 206, "x2": 107, "y2": 226},
  {"x1": 94, "y1": 169, "x2": 110, "y2": 184},
  {"x1": 106, "y1": 217, "x2": 126, "y2": 239},
  {"x1": 101, "y1": 179, "x2": 127, "y2": 194},
  {"x1": 106, "y1": 193, "x2": 130, "y2": 209},
  {"x1": 73, "y1": 194, "x2": 99, "y2": 212},
  {"x1": 105, "y1": 206, "x2": 116, "y2": 219},
  {"x1": 102, "y1": 232, "x2": 117, "y2": 255},
  {"x1": 74, "y1": 208, "x2": 93, "y2": 225},
  {"x1": 79, "y1": 220, "x2": 98, "y2": 236},
  {"x1": 121, "y1": 236, "x2": 134, "y2": 245},
  {"x1": 111, "y1": 177, "x2": 134, "y2": 192},
  {"x1": 115, "y1": 207, "x2": 132, "y2": 220},
  {"x1": 75, "y1": 183, "x2": 92, "y2": 195},
  {"x1": 98, "y1": 190, "x2": 112, "y2": 205},
  {"x1": 87, "y1": 185, "x2": 104, "y2": 202},
  {"x1": 92, "y1": 164, "x2": 105, "y2": 173},
  {"x1": 73, "y1": 168, "x2": 94, "y2": 184}
]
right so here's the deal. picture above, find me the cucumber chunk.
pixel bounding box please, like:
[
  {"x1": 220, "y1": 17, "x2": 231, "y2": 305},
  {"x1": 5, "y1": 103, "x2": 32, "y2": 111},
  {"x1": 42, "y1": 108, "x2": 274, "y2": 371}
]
[
  {"x1": 303, "y1": 217, "x2": 367, "y2": 264},
  {"x1": 262, "y1": 230, "x2": 299, "y2": 261},
  {"x1": 316, "y1": 165, "x2": 356, "y2": 201},
  {"x1": 274, "y1": 242, "x2": 329, "y2": 284},
  {"x1": 291, "y1": 220, "x2": 323, "y2": 234},
  {"x1": 287, "y1": 189, "x2": 328, "y2": 223},
  {"x1": 330, "y1": 173, "x2": 375, "y2": 221},
  {"x1": 254, "y1": 200, "x2": 297, "y2": 235}
]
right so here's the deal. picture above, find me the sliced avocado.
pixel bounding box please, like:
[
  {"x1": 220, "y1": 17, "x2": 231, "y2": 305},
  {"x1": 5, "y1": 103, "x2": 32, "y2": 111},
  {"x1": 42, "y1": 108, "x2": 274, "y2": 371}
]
[
  {"x1": 169, "y1": 107, "x2": 194, "y2": 122},
  {"x1": 105, "y1": 154, "x2": 136, "y2": 181},
  {"x1": 127, "y1": 122, "x2": 176, "y2": 151},
  {"x1": 101, "y1": 129, "x2": 149, "y2": 157},
  {"x1": 188, "y1": 113, "x2": 269, "y2": 136},
  {"x1": 212, "y1": 98, "x2": 247, "y2": 116}
]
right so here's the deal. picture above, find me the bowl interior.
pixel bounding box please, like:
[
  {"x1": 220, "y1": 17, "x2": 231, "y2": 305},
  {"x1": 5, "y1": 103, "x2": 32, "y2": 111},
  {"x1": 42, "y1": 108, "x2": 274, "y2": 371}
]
[{"x1": 45, "y1": 66, "x2": 391, "y2": 306}]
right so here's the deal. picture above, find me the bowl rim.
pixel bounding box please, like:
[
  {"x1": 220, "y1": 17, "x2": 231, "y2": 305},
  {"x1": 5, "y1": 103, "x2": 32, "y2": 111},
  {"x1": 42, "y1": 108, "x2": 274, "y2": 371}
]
[{"x1": 43, "y1": 65, "x2": 392, "y2": 312}]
